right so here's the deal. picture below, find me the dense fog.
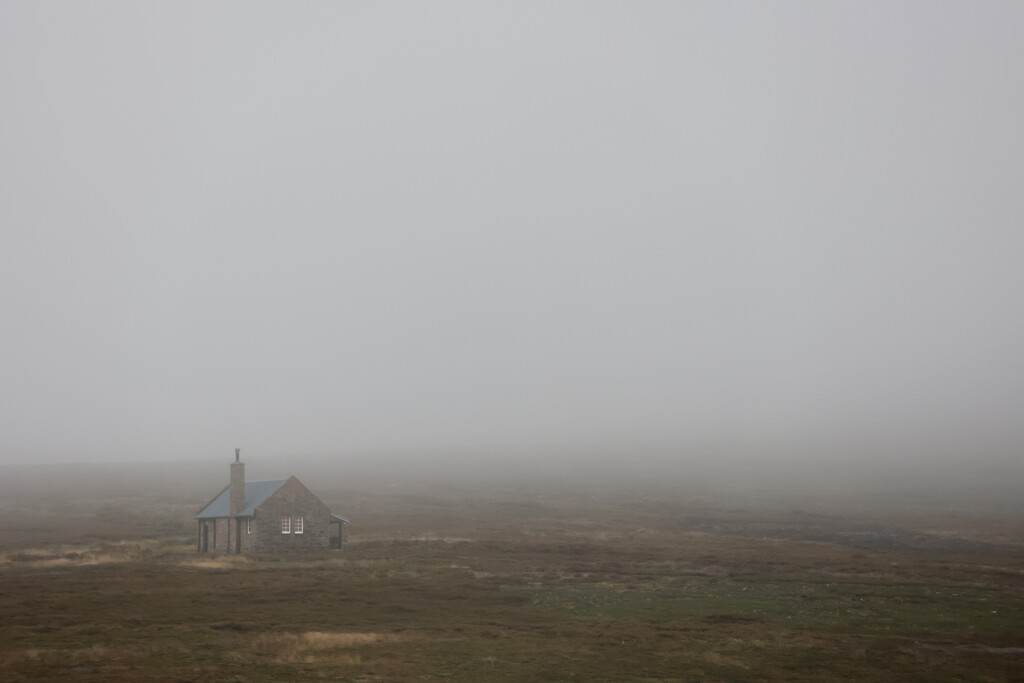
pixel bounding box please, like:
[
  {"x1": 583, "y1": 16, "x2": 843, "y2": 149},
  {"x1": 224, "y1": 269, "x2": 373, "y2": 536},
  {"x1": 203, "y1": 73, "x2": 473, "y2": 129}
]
[{"x1": 2, "y1": 2, "x2": 1021, "y2": 470}]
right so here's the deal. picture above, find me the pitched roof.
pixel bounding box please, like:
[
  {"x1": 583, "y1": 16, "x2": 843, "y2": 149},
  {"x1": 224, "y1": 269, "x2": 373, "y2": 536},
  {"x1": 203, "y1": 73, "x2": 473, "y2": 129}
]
[{"x1": 195, "y1": 479, "x2": 287, "y2": 519}]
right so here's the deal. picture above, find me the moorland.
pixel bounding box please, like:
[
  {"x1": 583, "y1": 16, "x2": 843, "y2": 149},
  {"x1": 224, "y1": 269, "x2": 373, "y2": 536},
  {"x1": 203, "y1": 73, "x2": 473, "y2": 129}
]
[{"x1": 0, "y1": 453, "x2": 1021, "y2": 682}]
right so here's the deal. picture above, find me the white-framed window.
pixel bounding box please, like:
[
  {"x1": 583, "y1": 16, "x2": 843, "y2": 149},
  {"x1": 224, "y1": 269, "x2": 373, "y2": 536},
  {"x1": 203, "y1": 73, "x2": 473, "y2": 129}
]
[
  {"x1": 281, "y1": 516, "x2": 291, "y2": 534},
  {"x1": 294, "y1": 516, "x2": 304, "y2": 534},
  {"x1": 246, "y1": 518, "x2": 252, "y2": 534}
]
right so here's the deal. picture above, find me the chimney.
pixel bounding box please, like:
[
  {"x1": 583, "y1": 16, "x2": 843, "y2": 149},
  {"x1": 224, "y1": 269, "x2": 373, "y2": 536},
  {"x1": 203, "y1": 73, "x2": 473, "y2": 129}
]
[{"x1": 229, "y1": 448, "x2": 245, "y2": 516}]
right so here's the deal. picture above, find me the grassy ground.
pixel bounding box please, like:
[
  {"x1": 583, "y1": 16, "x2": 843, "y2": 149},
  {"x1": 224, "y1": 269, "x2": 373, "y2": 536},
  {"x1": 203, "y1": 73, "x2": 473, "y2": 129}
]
[{"x1": 0, "y1": 473, "x2": 1022, "y2": 682}]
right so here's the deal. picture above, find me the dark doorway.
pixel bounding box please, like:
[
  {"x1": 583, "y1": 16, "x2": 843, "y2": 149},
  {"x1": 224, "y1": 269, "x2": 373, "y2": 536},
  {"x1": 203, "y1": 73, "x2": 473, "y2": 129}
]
[{"x1": 202, "y1": 523, "x2": 209, "y2": 553}]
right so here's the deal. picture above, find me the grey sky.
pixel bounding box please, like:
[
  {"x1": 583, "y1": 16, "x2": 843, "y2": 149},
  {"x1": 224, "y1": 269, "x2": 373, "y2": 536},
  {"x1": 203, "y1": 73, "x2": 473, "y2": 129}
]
[{"x1": 1, "y1": 2, "x2": 1022, "y2": 463}]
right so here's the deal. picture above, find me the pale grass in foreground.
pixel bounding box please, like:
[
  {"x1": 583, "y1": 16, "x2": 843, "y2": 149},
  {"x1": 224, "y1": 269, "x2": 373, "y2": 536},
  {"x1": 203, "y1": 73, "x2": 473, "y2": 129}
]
[
  {"x1": 0, "y1": 539, "x2": 175, "y2": 568},
  {"x1": 0, "y1": 542, "x2": 402, "y2": 572},
  {"x1": 3, "y1": 645, "x2": 112, "y2": 666},
  {"x1": 251, "y1": 631, "x2": 411, "y2": 665},
  {"x1": 180, "y1": 555, "x2": 249, "y2": 570}
]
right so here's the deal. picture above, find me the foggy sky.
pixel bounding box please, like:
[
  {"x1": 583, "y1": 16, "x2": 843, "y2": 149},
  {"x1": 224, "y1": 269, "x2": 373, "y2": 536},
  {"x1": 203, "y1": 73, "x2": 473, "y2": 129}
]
[{"x1": 2, "y1": 2, "x2": 1022, "y2": 464}]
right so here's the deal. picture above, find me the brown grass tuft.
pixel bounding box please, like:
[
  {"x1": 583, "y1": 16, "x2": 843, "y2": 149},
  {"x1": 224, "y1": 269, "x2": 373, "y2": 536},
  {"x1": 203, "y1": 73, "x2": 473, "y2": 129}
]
[
  {"x1": 252, "y1": 631, "x2": 406, "y2": 665},
  {"x1": 257, "y1": 630, "x2": 400, "y2": 650}
]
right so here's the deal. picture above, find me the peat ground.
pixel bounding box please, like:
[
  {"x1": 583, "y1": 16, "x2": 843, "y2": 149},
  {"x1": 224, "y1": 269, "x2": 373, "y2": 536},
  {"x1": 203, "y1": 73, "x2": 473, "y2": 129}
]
[{"x1": 0, "y1": 462, "x2": 1022, "y2": 682}]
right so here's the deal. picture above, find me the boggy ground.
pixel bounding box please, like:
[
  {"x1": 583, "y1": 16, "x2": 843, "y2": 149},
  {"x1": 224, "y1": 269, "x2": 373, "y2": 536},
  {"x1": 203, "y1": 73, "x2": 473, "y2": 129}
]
[{"x1": 0, "y1": 478, "x2": 1023, "y2": 682}]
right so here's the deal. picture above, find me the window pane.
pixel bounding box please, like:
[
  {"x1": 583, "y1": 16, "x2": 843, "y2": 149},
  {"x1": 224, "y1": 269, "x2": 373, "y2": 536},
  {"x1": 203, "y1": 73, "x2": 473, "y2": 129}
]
[
  {"x1": 281, "y1": 516, "x2": 291, "y2": 534},
  {"x1": 295, "y1": 516, "x2": 304, "y2": 534}
]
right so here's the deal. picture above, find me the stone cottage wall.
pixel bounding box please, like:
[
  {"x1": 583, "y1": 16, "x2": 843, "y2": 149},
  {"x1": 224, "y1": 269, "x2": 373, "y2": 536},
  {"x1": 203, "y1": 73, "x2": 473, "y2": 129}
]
[
  {"x1": 217, "y1": 518, "x2": 231, "y2": 557},
  {"x1": 207, "y1": 517, "x2": 229, "y2": 553},
  {"x1": 197, "y1": 517, "x2": 238, "y2": 554},
  {"x1": 252, "y1": 477, "x2": 331, "y2": 554},
  {"x1": 239, "y1": 516, "x2": 257, "y2": 554},
  {"x1": 198, "y1": 516, "x2": 257, "y2": 554}
]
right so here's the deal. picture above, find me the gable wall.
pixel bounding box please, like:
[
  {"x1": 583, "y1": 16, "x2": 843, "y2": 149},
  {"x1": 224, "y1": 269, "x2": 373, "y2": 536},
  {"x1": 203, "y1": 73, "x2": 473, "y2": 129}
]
[{"x1": 252, "y1": 477, "x2": 331, "y2": 553}]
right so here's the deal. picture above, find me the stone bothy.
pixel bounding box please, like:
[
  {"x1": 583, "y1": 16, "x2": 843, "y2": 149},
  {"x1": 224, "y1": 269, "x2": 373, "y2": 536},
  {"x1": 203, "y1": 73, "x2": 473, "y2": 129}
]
[{"x1": 195, "y1": 450, "x2": 349, "y2": 554}]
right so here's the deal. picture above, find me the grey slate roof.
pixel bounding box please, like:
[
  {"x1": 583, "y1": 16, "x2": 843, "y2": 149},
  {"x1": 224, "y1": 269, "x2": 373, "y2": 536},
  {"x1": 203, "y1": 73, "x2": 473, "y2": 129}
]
[
  {"x1": 331, "y1": 513, "x2": 351, "y2": 524},
  {"x1": 195, "y1": 479, "x2": 287, "y2": 519}
]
